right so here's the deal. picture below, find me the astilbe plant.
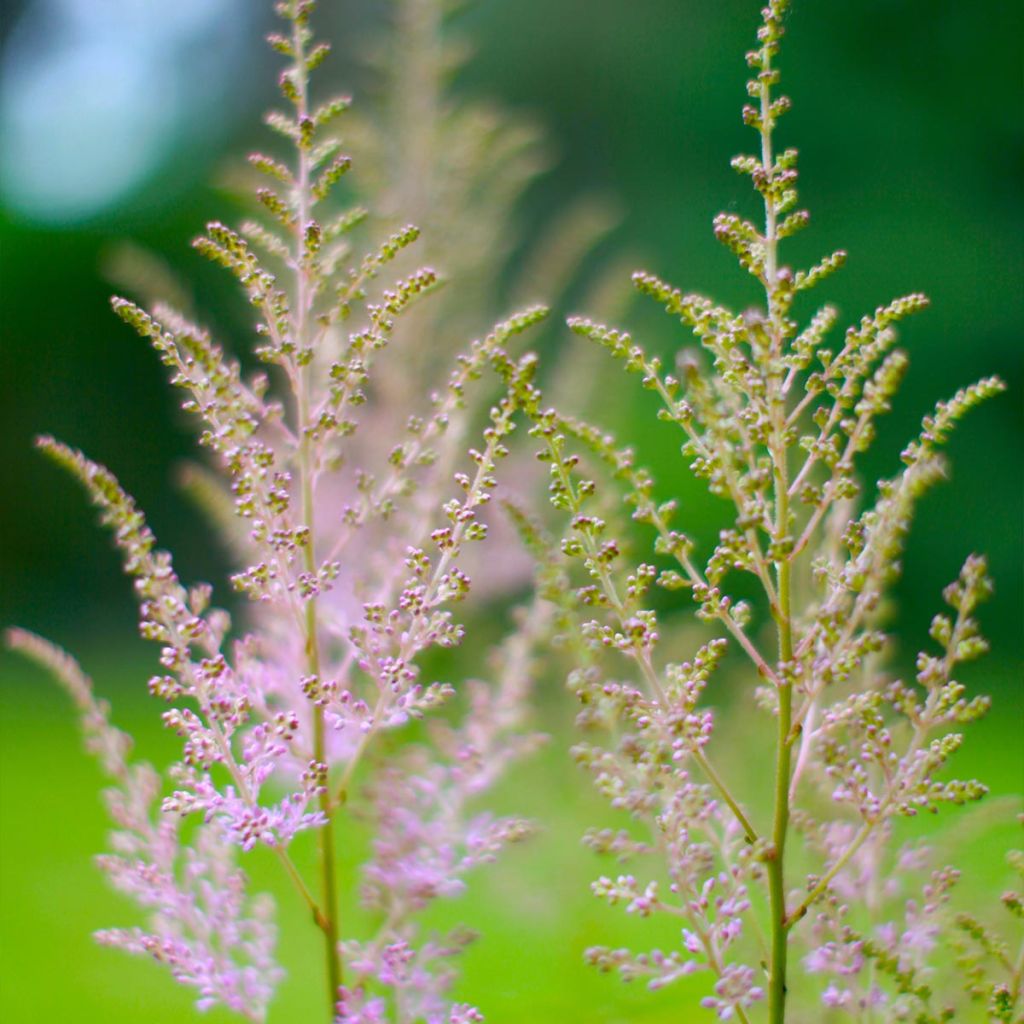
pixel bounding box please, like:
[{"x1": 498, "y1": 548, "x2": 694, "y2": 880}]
[
  {"x1": 6, "y1": 2, "x2": 552, "y2": 1021},
  {"x1": 163, "y1": 0, "x2": 614, "y2": 611},
  {"x1": 346, "y1": 0, "x2": 620, "y2": 362},
  {"x1": 332, "y1": 0, "x2": 625, "y2": 553},
  {"x1": 493, "y1": 2, "x2": 1015, "y2": 1021}
]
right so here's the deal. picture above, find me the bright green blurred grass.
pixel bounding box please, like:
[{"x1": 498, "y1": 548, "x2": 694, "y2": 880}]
[
  {"x1": 1, "y1": 648, "x2": 1020, "y2": 1022},
  {"x1": 0, "y1": 648, "x2": 706, "y2": 1023}
]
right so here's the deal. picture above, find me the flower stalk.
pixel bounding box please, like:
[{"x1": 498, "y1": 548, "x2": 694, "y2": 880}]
[
  {"x1": 7, "y1": 2, "x2": 550, "y2": 1021},
  {"x1": 288, "y1": 8, "x2": 344, "y2": 1008},
  {"x1": 506, "y1": 1, "x2": 1009, "y2": 1020}
]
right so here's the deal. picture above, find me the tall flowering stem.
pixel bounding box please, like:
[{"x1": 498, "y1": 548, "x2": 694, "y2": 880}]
[
  {"x1": 286, "y1": 6, "x2": 343, "y2": 1001},
  {"x1": 503, "y1": 1, "x2": 1008, "y2": 1020},
  {"x1": 8, "y1": 1, "x2": 548, "y2": 1021},
  {"x1": 755, "y1": 8, "x2": 794, "y2": 1020}
]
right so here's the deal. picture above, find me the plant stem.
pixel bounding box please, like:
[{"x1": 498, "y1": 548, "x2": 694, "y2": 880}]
[
  {"x1": 767, "y1": 557, "x2": 793, "y2": 1023},
  {"x1": 759, "y1": 38, "x2": 793, "y2": 1022},
  {"x1": 767, "y1": 418, "x2": 793, "y2": 1024},
  {"x1": 767, "y1": 384, "x2": 794, "y2": 1024},
  {"x1": 292, "y1": 15, "x2": 343, "y2": 1016},
  {"x1": 298, "y1": 404, "x2": 343, "y2": 1014},
  {"x1": 307, "y1": 578, "x2": 343, "y2": 1012},
  {"x1": 692, "y1": 747, "x2": 759, "y2": 846}
]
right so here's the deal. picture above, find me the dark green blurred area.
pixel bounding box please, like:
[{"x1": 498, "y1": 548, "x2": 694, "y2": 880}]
[
  {"x1": 1, "y1": 0, "x2": 1021, "y2": 651},
  {"x1": 1, "y1": 1, "x2": 1021, "y2": 1021}
]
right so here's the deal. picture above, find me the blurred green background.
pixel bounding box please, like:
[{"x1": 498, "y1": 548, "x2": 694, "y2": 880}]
[{"x1": 1, "y1": 0, "x2": 1021, "y2": 1021}]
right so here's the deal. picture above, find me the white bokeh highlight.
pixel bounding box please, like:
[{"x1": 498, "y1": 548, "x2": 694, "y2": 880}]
[{"x1": 0, "y1": 0, "x2": 251, "y2": 222}]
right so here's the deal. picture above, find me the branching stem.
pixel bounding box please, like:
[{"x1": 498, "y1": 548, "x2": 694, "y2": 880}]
[
  {"x1": 759, "y1": 38, "x2": 794, "y2": 1024},
  {"x1": 291, "y1": 14, "x2": 343, "y2": 1014}
]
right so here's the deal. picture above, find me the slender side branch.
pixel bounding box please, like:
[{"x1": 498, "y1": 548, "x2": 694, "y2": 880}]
[{"x1": 544, "y1": 434, "x2": 760, "y2": 846}]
